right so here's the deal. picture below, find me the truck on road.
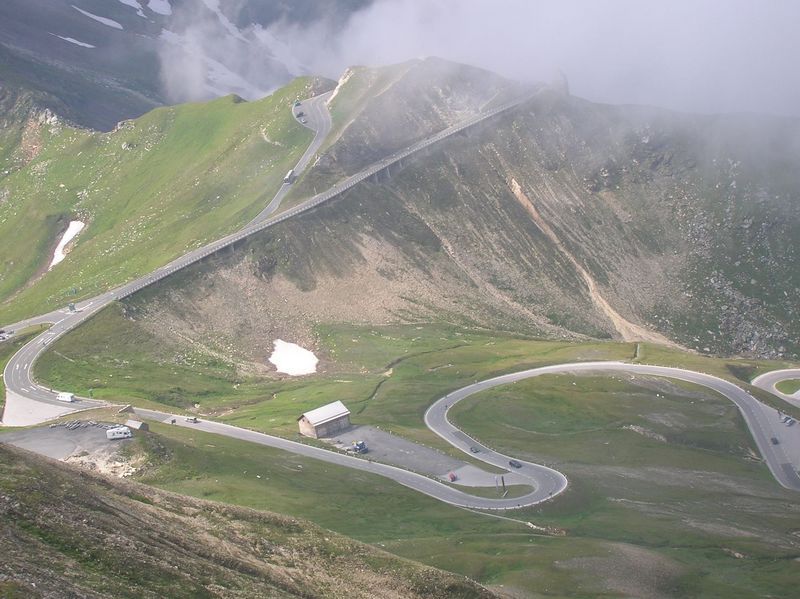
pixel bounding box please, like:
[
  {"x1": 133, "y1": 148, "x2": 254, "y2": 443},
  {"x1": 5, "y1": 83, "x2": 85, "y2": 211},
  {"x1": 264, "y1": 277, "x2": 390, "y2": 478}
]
[
  {"x1": 56, "y1": 392, "x2": 75, "y2": 403},
  {"x1": 283, "y1": 169, "x2": 295, "y2": 184}
]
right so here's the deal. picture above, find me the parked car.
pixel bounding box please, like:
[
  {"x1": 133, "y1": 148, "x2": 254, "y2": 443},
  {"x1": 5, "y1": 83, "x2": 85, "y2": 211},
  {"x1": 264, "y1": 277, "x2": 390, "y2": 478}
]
[{"x1": 508, "y1": 459, "x2": 522, "y2": 468}]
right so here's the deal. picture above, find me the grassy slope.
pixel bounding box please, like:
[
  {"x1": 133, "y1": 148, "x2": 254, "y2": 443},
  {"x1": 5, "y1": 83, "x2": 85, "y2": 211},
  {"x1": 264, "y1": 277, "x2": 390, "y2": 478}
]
[
  {"x1": 0, "y1": 78, "x2": 314, "y2": 323},
  {"x1": 448, "y1": 374, "x2": 800, "y2": 597},
  {"x1": 99, "y1": 373, "x2": 798, "y2": 598},
  {"x1": 0, "y1": 443, "x2": 491, "y2": 599},
  {"x1": 776, "y1": 379, "x2": 800, "y2": 395},
  {"x1": 35, "y1": 310, "x2": 799, "y2": 437},
  {"x1": 30, "y1": 317, "x2": 800, "y2": 596},
  {"x1": 36, "y1": 306, "x2": 633, "y2": 443}
]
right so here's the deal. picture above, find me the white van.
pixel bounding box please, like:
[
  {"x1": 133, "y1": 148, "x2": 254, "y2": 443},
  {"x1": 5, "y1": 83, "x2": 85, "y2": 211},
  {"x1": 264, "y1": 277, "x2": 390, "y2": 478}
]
[
  {"x1": 56, "y1": 392, "x2": 75, "y2": 403},
  {"x1": 106, "y1": 426, "x2": 132, "y2": 440}
]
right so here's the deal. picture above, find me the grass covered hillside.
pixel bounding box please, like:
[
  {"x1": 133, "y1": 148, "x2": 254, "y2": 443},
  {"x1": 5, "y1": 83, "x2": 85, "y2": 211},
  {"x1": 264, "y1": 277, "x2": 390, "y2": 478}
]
[
  {"x1": 290, "y1": 57, "x2": 529, "y2": 201},
  {"x1": 30, "y1": 348, "x2": 800, "y2": 598},
  {"x1": 0, "y1": 443, "x2": 492, "y2": 598},
  {"x1": 121, "y1": 59, "x2": 800, "y2": 359},
  {"x1": 0, "y1": 77, "x2": 327, "y2": 324}
]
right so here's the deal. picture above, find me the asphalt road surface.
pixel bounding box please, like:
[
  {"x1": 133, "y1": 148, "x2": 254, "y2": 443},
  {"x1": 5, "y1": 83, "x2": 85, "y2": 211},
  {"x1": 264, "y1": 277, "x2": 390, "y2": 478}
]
[
  {"x1": 426, "y1": 361, "x2": 800, "y2": 493},
  {"x1": 752, "y1": 369, "x2": 800, "y2": 409},
  {"x1": 249, "y1": 92, "x2": 333, "y2": 224},
  {"x1": 2, "y1": 88, "x2": 798, "y2": 508},
  {"x1": 2, "y1": 89, "x2": 537, "y2": 419},
  {"x1": 132, "y1": 407, "x2": 544, "y2": 510}
]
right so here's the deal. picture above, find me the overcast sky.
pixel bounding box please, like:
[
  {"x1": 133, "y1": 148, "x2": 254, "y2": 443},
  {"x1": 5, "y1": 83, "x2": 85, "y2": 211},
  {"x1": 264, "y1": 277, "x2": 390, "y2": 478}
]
[
  {"x1": 164, "y1": 0, "x2": 800, "y2": 117},
  {"x1": 293, "y1": 0, "x2": 800, "y2": 117}
]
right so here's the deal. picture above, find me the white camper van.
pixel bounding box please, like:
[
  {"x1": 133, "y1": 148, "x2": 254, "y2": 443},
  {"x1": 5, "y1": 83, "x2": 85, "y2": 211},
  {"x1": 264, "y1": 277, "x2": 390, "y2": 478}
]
[
  {"x1": 106, "y1": 426, "x2": 132, "y2": 440},
  {"x1": 56, "y1": 392, "x2": 75, "y2": 403}
]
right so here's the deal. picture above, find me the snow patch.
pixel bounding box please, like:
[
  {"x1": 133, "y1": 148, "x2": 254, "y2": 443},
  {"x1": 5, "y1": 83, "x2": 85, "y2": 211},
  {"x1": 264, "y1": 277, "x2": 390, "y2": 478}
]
[
  {"x1": 49, "y1": 221, "x2": 85, "y2": 270},
  {"x1": 52, "y1": 34, "x2": 95, "y2": 48},
  {"x1": 269, "y1": 340, "x2": 318, "y2": 376},
  {"x1": 72, "y1": 6, "x2": 124, "y2": 30},
  {"x1": 117, "y1": 0, "x2": 146, "y2": 18},
  {"x1": 147, "y1": 0, "x2": 172, "y2": 16}
]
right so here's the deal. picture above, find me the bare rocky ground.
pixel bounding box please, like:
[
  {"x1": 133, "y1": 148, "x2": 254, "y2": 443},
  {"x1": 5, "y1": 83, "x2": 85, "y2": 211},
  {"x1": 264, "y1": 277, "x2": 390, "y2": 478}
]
[
  {"x1": 0, "y1": 420, "x2": 141, "y2": 477},
  {"x1": 0, "y1": 443, "x2": 495, "y2": 598},
  {"x1": 118, "y1": 60, "x2": 800, "y2": 375}
]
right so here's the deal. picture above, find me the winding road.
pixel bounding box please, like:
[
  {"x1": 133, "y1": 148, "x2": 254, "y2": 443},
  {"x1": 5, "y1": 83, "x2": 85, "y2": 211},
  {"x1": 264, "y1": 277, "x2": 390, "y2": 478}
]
[
  {"x1": 752, "y1": 369, "x2": 800, "y2": 410},
  {"x1": 2, "y1": 88, "x2": 799, "y2": 510}
]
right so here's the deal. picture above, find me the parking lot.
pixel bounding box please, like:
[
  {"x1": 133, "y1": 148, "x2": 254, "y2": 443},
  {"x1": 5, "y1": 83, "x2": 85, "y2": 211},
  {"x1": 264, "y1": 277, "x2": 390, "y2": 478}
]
[
  {"x1": 326, "y1": 425, "x2": 466, "y2": 478},
  {"x1": 0, "y1": 420, "x2": 129, "y2": 460}
]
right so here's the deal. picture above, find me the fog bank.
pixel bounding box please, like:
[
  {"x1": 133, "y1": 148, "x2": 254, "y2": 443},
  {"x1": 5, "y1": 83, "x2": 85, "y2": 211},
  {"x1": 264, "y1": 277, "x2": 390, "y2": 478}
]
[{"x1": 160, "y1": 0, "x2": 800, "y2": 117}]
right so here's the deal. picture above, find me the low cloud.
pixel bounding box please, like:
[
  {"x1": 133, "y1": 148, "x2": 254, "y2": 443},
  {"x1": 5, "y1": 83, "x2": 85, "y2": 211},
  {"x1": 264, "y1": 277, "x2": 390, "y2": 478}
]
[{"x1": 158, "y1": 0, "x2": 800, "y2": 117}]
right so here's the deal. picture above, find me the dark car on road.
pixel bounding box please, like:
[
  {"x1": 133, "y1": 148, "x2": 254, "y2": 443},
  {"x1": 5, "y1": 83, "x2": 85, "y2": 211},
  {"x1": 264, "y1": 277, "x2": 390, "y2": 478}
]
[
  {"x1": 771, "y1": 437, "x2": 780, "y2": 445},
  {"x1": 469, "y1": 446, "x2": 480, "y2": 453},
  {"x1": 508, "y1": 459, "x2": 522, "y2": 468}
]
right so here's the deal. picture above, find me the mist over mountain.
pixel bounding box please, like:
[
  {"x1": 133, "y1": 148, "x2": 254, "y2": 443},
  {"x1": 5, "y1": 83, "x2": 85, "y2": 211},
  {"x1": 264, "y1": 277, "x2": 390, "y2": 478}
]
[
  {"x1": 2, "y1": 6, "x2": 800, "y2": 597},
  {"x1": 0, "y1": 0, "x2": 367, "y2": 129},
  {"x1": 2, "y1": 1, "x2": 798, "y2": 131}
]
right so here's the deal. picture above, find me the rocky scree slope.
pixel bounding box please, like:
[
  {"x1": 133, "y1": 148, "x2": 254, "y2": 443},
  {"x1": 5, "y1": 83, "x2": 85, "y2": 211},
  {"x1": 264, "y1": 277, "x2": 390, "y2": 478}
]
[
  {"x1": 112, "y1": 60, "x2": 800, "y2": 365},
  {"x1": 0, "y1": 443, "x2": 493, "y2": 598}
]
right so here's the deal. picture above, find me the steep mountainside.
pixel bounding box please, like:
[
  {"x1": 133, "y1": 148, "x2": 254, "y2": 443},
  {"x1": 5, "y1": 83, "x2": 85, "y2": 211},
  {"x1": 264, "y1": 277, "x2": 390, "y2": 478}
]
[
  {"x1": 0, "y1": 77, "x2": 333, "y2": 323},
  {"x1": 0, "y1": 444, "x2": 492, "y2": 598},
  {"x1": 102, "y1": 59, "x2": 800, "y2": 363}
]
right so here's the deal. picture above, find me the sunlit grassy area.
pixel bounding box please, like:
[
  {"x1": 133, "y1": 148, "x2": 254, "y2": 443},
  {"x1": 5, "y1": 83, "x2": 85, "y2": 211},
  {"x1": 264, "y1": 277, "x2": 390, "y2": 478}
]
[
  {"x1": 776, "y1": 379, "x2": 800, "y2": 395},
  {"x1": 0, "y1": 80, "x2": 314, "y2": 323}
]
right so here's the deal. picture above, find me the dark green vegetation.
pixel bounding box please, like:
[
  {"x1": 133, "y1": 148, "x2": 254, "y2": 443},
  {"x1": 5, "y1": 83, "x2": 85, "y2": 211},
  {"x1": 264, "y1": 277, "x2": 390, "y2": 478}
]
[
  {"x1": 0, "y1": 443, "x2": 492, "y2": 598},
  {"x1": 37, "y1": 307, "x2": 800, "y2": 436},
  {"x1": 32, "y1": 306, "x2": 800, "y2": 596},
  {"x1": 0, "y1": 78, "x2": 319, "y2": 323},
  {"x1": 8, "y1": 57, "x2": 800, "y2": 598}
]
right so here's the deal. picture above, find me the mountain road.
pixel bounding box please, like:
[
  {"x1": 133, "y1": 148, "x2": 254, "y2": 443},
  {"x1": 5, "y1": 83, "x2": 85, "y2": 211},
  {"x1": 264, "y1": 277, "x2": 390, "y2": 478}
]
[{"x1": 2, "y1": 88, "x2": 799, "y2": 509}]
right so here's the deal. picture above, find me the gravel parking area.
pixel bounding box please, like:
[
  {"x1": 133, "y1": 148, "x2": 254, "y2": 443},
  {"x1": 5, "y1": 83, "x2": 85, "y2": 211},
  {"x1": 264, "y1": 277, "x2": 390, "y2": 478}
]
[
  {"x1": 326, "y1": 425, "x2": 465, "y2": 477},
  {"x1": 0, "y1": 420, "x2": 128, "y2": 460}
]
